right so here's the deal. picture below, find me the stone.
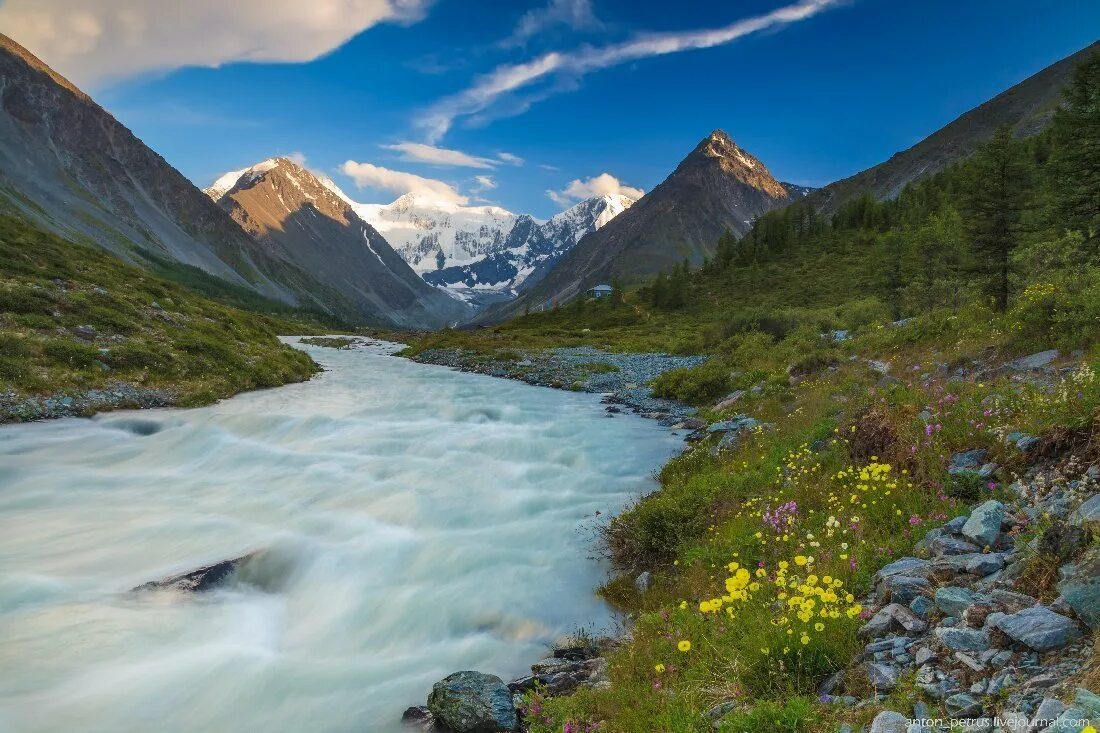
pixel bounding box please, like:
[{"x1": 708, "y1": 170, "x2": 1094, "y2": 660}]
[
  {"x1": 949, "y1": 449, "x2": 989, "y2": 475},
  {"x1": 914, "y1": 646, "x2": 936, "y2": 665},
  {"x1": 870, "y1": 711, "x2": 908, "y2": 733},
  {"x1": 994, "y1": 606, "x2": 1083, "y2": 652},
  {"x1": 712, "y1": 391, "x2": 745, "y2": 411},
  {"x1": 635, "y1": 571, "x2": 652, "y2": 593},
  {"x1": 945, "y1": 516, "x2": 969, "y2": 534},
  {"x1": 1057, "y1": 546, "x2": 1100, "y2": 629},
  {"x1": 929, "y1": 535, "x2": 983, "y2": 557},
  {"x1": 875, "y1": 557, "x2": 932, "y2": 582},
  {"x1": 962, "y1": 500, "x2": 1005, "y2": 547},
  {"x1": 1030, "y1": 698, "x2": 1067, "y2": 732},
  {"x1": 1074, "y1": 687, "x2": 1100, "y2": 718},
  {"x1": 877, "y1": 574, "x2": 932, "y2": 605},
  {"x1": 1009, "y1": 349, "x2": 1059, "y2": 371},
  {"x1": 427, "y1": 671, "x2": 518, "y2": 733},
  {"x1": 132, "y1": 553, "x2": 255, "y2": 593},
  {"x1": 71, "y1": 324, "x2": 97, "y2": 341},
  {"x1": 945, "y1": 693, "x2": 983, "y2": 718},
  {"x1": 817, "y1": 670, "x2": 845, "y2": 696},
  {"x1": 1016, "y1": 436, "x2": 1042, "y2": 452},
  {"x1": 936, "y1": 586, "x2": 977, "y2": 616},
  {"x1": 990, "y1": 589, "x2": 1039, "y2": 613},
  {"x1": 401, "y1": 706, "x2": 438, "y2": 731},
  {"x1": 704, "y1": 700, "x2": 737, "y2": 722},
  {"x1": 1071, "y1": 494, "x2": 1100, "y2": 530},
  {"x1": 707, "y1": 415, "x2": 760, "y2": 433},
  {"x1": 864, "y1": 661, "x2": 899, "y2": 691},
  {"x1": 967, "y1": 553, "x2": 1006, "y2": 576},
  {"x1": 910, "y1": 596, "x2": 935, "y2": 618},
  {"x1": 934, "y1": 627, "x2": 990, "y2": 652},
  {"x1": 955, "y1": 652, "x2": 985, "y2": 671},
  {"x1": 860, "y1": 603, "x2": 929, "y2": 639}
]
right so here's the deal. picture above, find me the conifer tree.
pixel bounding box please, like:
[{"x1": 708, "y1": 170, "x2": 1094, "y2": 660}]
[
  {"x1": 963, "y1": 125, "x2": 1031, "y2": 311},
  {"x1": 1051, "y1": 51, "x2": 1100, "y2": 246}
]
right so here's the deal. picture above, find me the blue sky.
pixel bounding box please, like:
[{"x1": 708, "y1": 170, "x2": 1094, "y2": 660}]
[{"x1": 3, "y1": 0, "x2": 1097, "y2": 218}]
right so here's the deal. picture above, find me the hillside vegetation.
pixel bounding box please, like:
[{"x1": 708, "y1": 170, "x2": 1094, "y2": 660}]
[
  {"x1": 401, "y1": 52, "x2": 1100, "y2": 731},
  {"x1": 0, "y1": 215, "x2": 321, "y2": 419}
]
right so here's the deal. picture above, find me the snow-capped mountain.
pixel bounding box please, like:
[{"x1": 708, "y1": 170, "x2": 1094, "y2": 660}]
[
  {"x1": 203, "y1": 157, "x2": 470, "y2": 328},
  {"x1": 352, "y1": 192, "x2": 636, "y2": 299}
]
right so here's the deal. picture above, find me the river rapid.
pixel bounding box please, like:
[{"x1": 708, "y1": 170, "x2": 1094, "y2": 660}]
[{"x1": 0, "y1": 339, "x2": 683, "y2": 732}]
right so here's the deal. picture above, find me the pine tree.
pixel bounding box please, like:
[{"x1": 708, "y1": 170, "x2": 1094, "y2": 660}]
[
  {"x1": 963, "y1": 125, "x2": 1031, "y2": 311},
  {"x1": 1051, "y1": 51, "x2": 1100, "y2": 246}
]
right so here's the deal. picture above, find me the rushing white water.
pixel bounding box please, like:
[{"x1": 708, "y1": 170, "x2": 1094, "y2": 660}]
[{"x1": 0, "y1": 339, "x2": 682, "y2": 733}]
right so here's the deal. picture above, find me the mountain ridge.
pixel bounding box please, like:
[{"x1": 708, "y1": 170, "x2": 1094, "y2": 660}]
[
  {"x1": 206, "y1": 157, "x2": 470, "y2": 328},
  {"x1": 481, "y1": 130, "x2": 807, "y2": 322}
]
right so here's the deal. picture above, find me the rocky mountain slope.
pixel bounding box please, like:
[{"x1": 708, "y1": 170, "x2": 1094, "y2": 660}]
[
  {"x1": 349, "y1": 192, "x2": 635, "y2": 303},
  {"x1": 0, "y1": 33, "x2": 346, "y2": 315},
  {"x1": 808, "y1": 40, "x2": 1099, "y2": 212},
  {"x1": 483, "y1": 130, "x2": 808, "y2": 321},
  {"x1": 205, "y1": 158, "x2": 469, "y2": 328}
]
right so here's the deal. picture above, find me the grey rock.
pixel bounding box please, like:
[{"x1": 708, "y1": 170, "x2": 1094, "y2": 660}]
[
  {"x1": 910, "y1": 595, "x2": 935, "y2": 618},
  {"x1": 929, "y1": 535, "x2": 983, "y2": 557},
  {"x1": 991, "y1": 589, "x2": 1039, "y2": 613},
  {"x1": 945, "y1": 516, "x2": 969, "y2": 533},
  {"x1": 949, "y1": 449, "x2": 989, "y2": 475},
  {"x1": 860, "y1": 603, "x2": 928, "y2": 638},
  {"x1": 71, "y1": 324, "x2": 97, "y2": 341},
  {"x1": 955, "y1": 651, "x2": 985, "y2": 671},
  {"x1": 945, "y1": 693, "x2": 983, "y2": 718},
  {"x1": 962, "y1": 500, "x2": 1005, "y2": 547},
  {"x1": 875, "y1": 557, "x2": 932, "y2": 582},
  {"x1": 132, "y1": 553, "x2": 255, "y2": 593},
  {"x1": 1017, "y1": 436, "x2": 1042, "y2": 452},
  {"x1": 995, "y1": 606, "x2": 1083, "y2": 651},
  {"x1": 914, "y1": 646, "x2": 936, "y2": 665},
  {"x1": 1071, "y1": 494, "x2": 1100, "y2": 531},
  {"x1": 712, "y1": 391, "x2": 745, "y2": 411},
  {"x1": 427, "y1": 671, "x2": 517, "y2": 733},
  {"x1": 864, "y1": 662, "x2": 899, "y2": 691},
  {"x1": 934, "y1": 627, "x2": 990, "y2": 652},
  {"x1": 936, "y1": 586, "x2": 977, "y2": 616},
  {"x1": 967, "y1": 553, "x2": 1006, "y2": 576},
  {"x1": 635, "y1": 571, "x2": 652, "y2": 593},
  {"x1": 877, "y1": 574, "x2": 932, "y2": 605},
  {"x1": 1009, "y1": 349, "x2": 1059, "y2": 371},
  {"x1": 1057, "y1": 548, "x2": 1100, "y2": 629},
  {"x1": 401, "y1": 705, "x2": 439, "y2": 731},
  {"x1": 1075, "y1": 687, "x2": 1100, "y2": 718},
  {"x1": 1030, "y1": 698, "x2": 1067, "y2": 732},
  {"x1": 870, "y1": 711, "x2": 908, "y2": 733}
]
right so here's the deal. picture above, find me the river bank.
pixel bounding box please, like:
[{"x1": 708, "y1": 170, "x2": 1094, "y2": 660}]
[
  {"x1": 392, "y1": 337, "x2": 1100, "y2": 733},
  {"x1": 406, "y1": 345, "x2": 706, "y2": 425}
]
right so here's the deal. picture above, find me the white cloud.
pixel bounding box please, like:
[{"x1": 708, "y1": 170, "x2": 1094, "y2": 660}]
[
  {"x1": 504, "y1": 0, "x2": 603, "y2": 47},
  {"x1": 419, "y1": 0, "x2": 842, "y2": 142},
  {"x1": 285, "y1": 151, "x2": 308, "y2": 167},
  {"x1": 473, "y1": 175, "x2": 497, "y2": 191},
  {"x1": 341, "y1": 161, "x2": 467, "y2": 205},
  {"x1": 381, "y1": 141, "x2": 498, "y2": 169},
  {"x1": 548, "y1": 173, "x2": 643, "y2": 206},
  {"x1": 0, "y1": 0, "x2": 430, "y2": 87},
  {"x1": 497, "y1": 152, "x2": 525, "y2": 166}
]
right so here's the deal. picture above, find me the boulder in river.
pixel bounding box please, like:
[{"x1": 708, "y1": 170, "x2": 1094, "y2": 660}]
[
  {"x1": 427, "y1": 671, "x2": 517, "y2": 732},
  {"x1": 132, "y1": 553, "x2": 256, "y2": 593}
]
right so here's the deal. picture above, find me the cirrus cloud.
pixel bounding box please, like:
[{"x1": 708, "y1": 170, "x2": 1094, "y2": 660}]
[
  {"x1": 341, "y1": 160, "x2": 467, "y2": 205},
  {"x1": 548, "y1": 172, "x2": 643, "y2": 207},
  {"x1": 0, "y1": 0, "x2": 431, "y2": 87},
  {"x1": 418, "y1": 0, "x2": 843, "y2": 142}
]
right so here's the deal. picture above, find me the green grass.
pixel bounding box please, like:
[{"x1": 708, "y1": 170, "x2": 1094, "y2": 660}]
[{"x1": 0, "y1": 214, "x2": 324, "y2": 414}]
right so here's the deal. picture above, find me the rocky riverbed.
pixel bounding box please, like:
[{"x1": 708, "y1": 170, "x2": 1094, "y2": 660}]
[
  {"x1": 0, "y1": 382, "x2": 176, "y2": 422},
  {"x1": 407, "y1": 346, "x2": 706, "y2": 424}
]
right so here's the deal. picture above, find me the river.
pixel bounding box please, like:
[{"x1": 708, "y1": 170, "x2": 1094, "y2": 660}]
[{"x1": 0, "y1": 339, "x2": 683, "y2": 732}]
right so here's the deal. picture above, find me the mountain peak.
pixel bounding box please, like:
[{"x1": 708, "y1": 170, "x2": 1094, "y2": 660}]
[{"x1": 680, "y1": 129, "x2": 788, "y2": 198}]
